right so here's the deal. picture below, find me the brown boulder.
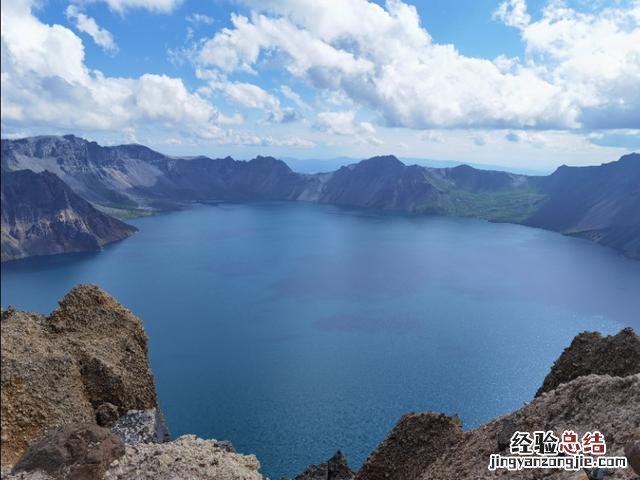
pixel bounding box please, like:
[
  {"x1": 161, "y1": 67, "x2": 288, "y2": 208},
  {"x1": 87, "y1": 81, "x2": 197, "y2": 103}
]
[
  {"x1": 1, "y1": 285, "x2": 163, "y2": 466},
  {"x1": 12, "y1": 423, "x2": 124, "y2": 480},
  {"x1": 536, "y1": 328, "x2": 640, "y2": 397},
  {"x1": 354, "y1": 413, "x2": 463, "y2": 480}
]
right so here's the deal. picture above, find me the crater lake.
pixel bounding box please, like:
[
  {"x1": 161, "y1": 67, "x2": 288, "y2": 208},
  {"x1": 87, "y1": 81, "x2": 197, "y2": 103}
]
[{"x1": 2, "y1": 202, "x2": 639, "y2": 479}]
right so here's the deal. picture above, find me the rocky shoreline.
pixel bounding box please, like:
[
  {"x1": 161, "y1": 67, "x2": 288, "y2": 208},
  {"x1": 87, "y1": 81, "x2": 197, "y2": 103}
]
[{"x1": 1, "y1": 285, "x2": 639, "y2": 479}]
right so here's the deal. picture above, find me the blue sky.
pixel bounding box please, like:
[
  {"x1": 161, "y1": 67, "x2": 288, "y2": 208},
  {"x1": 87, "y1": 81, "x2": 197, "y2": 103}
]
[{"x1": 1, "y1": 0, "x2": 639, "y2": 170}]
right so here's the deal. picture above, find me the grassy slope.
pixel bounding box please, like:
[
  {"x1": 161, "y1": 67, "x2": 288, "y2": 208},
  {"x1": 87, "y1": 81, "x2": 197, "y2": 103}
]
[{"x1": 417, "y1": 187, "x2": 547, "y2": 223}]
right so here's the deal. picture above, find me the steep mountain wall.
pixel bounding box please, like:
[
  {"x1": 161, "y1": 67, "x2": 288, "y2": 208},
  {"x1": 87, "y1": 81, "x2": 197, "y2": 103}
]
[{"x1": 1, "y1": 170, "x2": 136, "y2": 262}]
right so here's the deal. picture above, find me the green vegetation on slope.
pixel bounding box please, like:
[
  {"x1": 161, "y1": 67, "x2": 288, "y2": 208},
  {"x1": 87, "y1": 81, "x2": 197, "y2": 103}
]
[{"x1": 417, "y1": 188, "x2": 547, "y2": 222}]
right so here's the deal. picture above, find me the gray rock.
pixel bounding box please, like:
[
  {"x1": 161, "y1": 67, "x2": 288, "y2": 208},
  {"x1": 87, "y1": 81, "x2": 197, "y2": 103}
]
[
  {"x1": 496, "y1": 418, "x2": 517, "y2": 452},
  {"x1": 95, "y1": 402, "x2": 119, "y2": 428},
  {"x1": 110, "y1": 408, "x2": 169, "y2": 444},
  {"x1": 11, "y1": 423, "x2": 124, "y2": 480},
  {"x1": 625, "y1": 440, "x2": 640, "y2": 475},
  {"x1": 536, "y1": 328, "x2": 640, "y2": 396}
]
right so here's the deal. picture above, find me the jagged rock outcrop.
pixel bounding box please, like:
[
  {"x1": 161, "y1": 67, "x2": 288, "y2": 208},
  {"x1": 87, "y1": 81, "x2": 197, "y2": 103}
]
[
  {"x1": 354, "y1": 413, "x2": 463, "y2": 480},
  {"x1": 420, "y1": 374, "x2": 640, "y2": 480},
  {"x1": 0, "y1": 285, "x2": 164, "y2": 466},
  {"x1": 295, "y1": 451, "x2": 355, "y2": 480},
  {"x1": 536, "y1": 327, "x2": 640, "y2": 396},
  {"x1": 1, "y1": 170, "x2": 136, "y2": 262},
  {"x1": 10, "y1": 424, "x2": 125, "y2": 480}
]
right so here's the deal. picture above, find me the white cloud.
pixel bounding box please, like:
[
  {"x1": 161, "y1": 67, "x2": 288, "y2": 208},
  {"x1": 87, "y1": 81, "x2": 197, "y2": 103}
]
[
  {"x1": 493, "y1": 0, "x2": 531, "y2": 29},
  {"x1": 66, "y1": 5, "x2": 118, "y2": 55},
  {"x1": 280, "y1": 85, "x2": 309, "y2": 110},
  {"x1": 195, "y1": 0, "x2": 639, "y2": 131},
  {"x1": 205, "y1": 80, "x2": 300, "y2": 123},
  {"x1": 513, "y1": 0, "x2": 640, "y2": 129},
  {"x1": 0, "y1": 0, "x2": 307, "y2": 148},
  {"x1": 316, "y1": 111, "x2": 382, "y2": 144}
]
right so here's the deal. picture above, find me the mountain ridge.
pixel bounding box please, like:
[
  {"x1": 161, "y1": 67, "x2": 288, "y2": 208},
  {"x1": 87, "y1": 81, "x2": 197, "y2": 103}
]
[{"x1": 2, "y1": 135, "x2": 638, "y2": 260}]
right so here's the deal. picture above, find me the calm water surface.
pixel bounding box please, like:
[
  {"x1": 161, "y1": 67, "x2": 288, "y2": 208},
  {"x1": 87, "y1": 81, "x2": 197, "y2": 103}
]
[{"x1": 2, "y1": 203, "x2": 639, "y2": 479}]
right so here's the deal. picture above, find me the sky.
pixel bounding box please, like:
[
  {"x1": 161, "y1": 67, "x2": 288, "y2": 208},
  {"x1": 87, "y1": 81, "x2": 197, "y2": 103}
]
[{"x1": 1, "y1": 0, "x2": 639, "y2": 171}]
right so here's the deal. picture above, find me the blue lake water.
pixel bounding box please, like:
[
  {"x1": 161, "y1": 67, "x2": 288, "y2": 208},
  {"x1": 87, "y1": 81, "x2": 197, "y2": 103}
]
[{"x1": 2, "y1": 202, "x2": 639, "y2": 479}]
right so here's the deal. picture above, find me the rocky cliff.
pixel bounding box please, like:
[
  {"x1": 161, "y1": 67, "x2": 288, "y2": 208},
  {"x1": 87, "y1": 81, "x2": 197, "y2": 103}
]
[
  {"x1": 1, "y1": 170, "x2": 136, "y2": 262},
  {"x1": 1, "y1": 285, "x2": 264, "y2": 480},
  {"x1": 4, "y1": 135, "x2": 638, "y2": 259},
  {"x1": 525, "y1": 153, "x2": 640, "y2": 259}
]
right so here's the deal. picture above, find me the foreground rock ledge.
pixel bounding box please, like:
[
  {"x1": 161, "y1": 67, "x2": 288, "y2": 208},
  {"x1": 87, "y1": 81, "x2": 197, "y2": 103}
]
[{"x1": 0, "y1": 285, "x2": 164, "y2": 466}]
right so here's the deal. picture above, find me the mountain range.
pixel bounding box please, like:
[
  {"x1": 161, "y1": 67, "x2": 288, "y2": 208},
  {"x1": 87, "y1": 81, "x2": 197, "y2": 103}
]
[{"x1": 1, "y1": 135, "x2": 639, "y2": 261}]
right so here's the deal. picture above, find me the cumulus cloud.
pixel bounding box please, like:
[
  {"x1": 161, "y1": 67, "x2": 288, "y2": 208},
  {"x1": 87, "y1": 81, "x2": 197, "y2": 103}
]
[
  {"x1": 493, "y1": 0, "x2": 531, "y2": 29},
  {"x1": 511, "y1": 0, "x2": 640, "y2": 129},
  {"x1": 316, "y1": 111, "x2": 382, "y2": 144},
  {"x1": 194, "y1": 0, "x2": 639, "y2": 131},
  {"x1": 0, "y1": 0, "x2": 308, "y2": 147},
  {"x1": 65, "y1": 5, "x2": 118, "y2": 55},
  {"x1": 204, "y1": 80, "x2": 300, "y2": 123}
]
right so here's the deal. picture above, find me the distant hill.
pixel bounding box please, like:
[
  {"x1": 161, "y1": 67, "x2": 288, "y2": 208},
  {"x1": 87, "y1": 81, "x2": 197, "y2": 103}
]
[
  {"x1": 2, "y1": 135, "x2": 638, "y2": 260},
  {"x1": 1, "y1": 169, "x2": 137, "y2": 262}
]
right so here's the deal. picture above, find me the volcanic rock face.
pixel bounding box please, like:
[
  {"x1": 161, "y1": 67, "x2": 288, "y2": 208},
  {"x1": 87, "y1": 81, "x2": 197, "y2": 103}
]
[
  {"x1": 354, "y1": 413, "x2": 464, "y2": 480},
  {"x1": 536, "y1": 328, "x2": 640, "y2": 396},
  {"x1": 1, "y1": 170, "x2": 136, "y2": 262},
  {"x1": 295, "y1": 451, "x2": 355, "y2": 480},
  {"x1": 0, "y1": 285, "x2": 163, "y2": 466}
]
